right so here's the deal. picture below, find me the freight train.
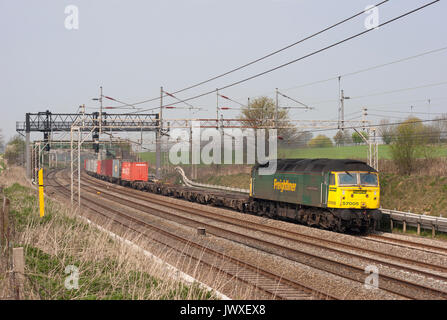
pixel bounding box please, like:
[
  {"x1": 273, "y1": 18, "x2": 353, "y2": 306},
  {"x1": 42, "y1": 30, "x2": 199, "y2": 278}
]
[{"x1": 85, "y1": 158, "x2": 382, "y2": 233}]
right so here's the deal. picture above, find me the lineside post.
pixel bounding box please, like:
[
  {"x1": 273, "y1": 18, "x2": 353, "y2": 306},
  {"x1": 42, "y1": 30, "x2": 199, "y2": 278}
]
[
  {"x1": 13, "y1": 247, "x2": 25, "y2": 300},
  {"x1": 78, "y1": 129, "x2": 81, "y2": 207},
  {"x1": 70, "y1": 127, "x2": 74, "y2": 206},
  {"x1": 156, "y1": 87, "x2": 162, "y2": 180},
  {"x1": 25, "y1": 131, "x2": 30, "y2": 179},
  {"x1": 38, "y1": 168, "x2": 45, "y2": 217},
  {"x1": 2, "y1": 197, "x2": 10, "y2": 249},
  {"x1": 0, "y1": 195, "x2": 5, "y2": 247}
]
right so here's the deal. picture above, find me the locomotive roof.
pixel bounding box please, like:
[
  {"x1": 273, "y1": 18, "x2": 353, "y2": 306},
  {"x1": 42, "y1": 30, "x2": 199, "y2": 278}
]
[{"x1": 255, "y1": 158, "x2": 377, "y2": 174}]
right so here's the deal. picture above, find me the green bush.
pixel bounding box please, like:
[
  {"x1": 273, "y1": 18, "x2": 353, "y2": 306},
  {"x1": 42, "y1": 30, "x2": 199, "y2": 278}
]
[{"x1": 308, "y1": 135, "x2": 333, "y2": 148}]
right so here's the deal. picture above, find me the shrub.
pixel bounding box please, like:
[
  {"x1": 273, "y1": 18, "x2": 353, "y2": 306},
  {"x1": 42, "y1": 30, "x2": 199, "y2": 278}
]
[{"x1": 308, "y1": 135, "x2": 333, "y2": 148}]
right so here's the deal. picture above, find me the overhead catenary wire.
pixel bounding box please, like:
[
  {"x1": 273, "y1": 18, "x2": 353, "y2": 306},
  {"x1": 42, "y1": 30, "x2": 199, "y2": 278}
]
[
  {"x1": 277, "y1": 91, "x2": 313, "y2": 110},
  {"x1": 367, "y1": 113, "x2": 412, "y2": 120},
  {"x1": 350, "y1": 81, "x2": 447, "y2": 100},
  {"x1": 299, "y1": 81, "x2": 447, "y2": 108},
  {"x1": 100, "y1": 116, "x2": 447, "y2": 148},
  {"x1": 164, "y1": 90, "x2": 202, "y2": 111},
  {"x1": 350, "y1": 97, "x2": 447, "y2": 109},
  {"x1": 111, "y1": 0, "x2": 391, "y2": 109},
  {"x1": 218, "y1": 94, "x2": 248, "y2": 108},
  {"x1": 327, "y1": 110, "x2": 363, "y2": 122},
  {"x1": 133, "y1": 0, "x2": 440, "y2": 113},
  {"x1": 282, "y1": 45, "x2": 447, "y2": 92},
  {"x1": 269, "y1": 117, "x2": 446, "y2": 137},
  {"x1": 103, "y1": 95, "x2": 144, "y2": 110},
  {"x1": 368, "y1": 109, "x2": 446, "y2": 115}
]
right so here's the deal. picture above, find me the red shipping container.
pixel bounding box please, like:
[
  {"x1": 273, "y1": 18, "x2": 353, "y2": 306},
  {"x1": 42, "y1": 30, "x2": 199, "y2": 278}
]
[
  {"x1": 96, "y1": 160, "x2": 102, "y2": 175},
  {"x1": 84, "y1": 159, "x2": 87, "y2": 169},
  {"x1": 100, "y1": 159, "x2": 113, "y2": 177},
  {"x1": 121, "y1": 162, "x2": 148, "y2": 181}
]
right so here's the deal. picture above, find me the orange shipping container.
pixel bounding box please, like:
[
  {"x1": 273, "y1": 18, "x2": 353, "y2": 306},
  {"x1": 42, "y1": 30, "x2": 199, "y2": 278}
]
[
  {"x1": 121, "y1": 162, "x2": 148, "y2": 181},
  {"x1": 96, "y1": 160, "x2": 102, "y2": 175}
]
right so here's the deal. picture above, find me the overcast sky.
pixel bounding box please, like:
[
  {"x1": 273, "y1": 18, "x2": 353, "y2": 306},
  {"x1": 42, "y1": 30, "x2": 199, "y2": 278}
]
[{"x1": 1, "y1": 0, "x2": 446, "y2": 143}]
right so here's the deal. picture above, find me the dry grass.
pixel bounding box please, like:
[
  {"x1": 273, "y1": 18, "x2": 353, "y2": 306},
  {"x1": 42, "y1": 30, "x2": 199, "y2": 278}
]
[
  {"x1": 0, "y1": 166, "x2": 261, "y2": 300},
  {"x1": 1, "y1": 183, "x2": 215, "y2": 299},
  {"x1": 196, "y1": 172, "x2": 251, "y2": 190},
  {"x1": 379, "y1": 174, "x2": 447, "y2": 216},
  {"x1": 379, "y1": 157, "x2": 447, "y2": 176}
]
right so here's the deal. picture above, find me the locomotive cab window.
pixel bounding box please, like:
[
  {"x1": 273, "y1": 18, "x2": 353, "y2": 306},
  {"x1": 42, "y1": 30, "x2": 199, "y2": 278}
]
[
  {"x1": 360, "y1": 173, "x2": 378, "y2": 186},
  {"x1": 329, "y1": 173, "x2": 335, "y2": 186},
  {"x1": 337, "y1": 172, "x2": 358, "y2": 186}
]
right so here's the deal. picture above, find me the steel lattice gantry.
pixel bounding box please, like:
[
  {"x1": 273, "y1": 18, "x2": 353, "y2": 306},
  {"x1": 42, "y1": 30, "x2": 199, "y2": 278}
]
[
  {"x1": 16, "y1": 110, "x2": 161, "y2": 179},
  {"x1": 16, "y1": 111, "x2": 160, "y2": 133}
]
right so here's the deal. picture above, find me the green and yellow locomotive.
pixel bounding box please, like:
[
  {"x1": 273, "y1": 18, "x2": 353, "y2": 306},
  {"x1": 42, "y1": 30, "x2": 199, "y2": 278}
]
[{"x1": 249, "y1": 159, "x2": 382, "y2": 232}]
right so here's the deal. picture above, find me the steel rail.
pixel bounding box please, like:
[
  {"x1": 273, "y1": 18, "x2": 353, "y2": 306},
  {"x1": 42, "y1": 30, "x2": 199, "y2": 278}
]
[
  {"x1": 73, "y1": 171, "x2": 447, "y2": 299},
  {"x1": 48, "y1": 169, "x2": 329, "y2": 300},
  {"x1": 83, "y1": 172, "x2": 447, "y2": 278}
]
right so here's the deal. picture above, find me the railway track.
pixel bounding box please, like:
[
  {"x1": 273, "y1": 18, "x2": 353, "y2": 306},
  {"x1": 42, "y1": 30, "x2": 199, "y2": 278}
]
[
  {"x1": 47, "y1": 169, "x2": 447, "y2": 299},
  {"x1": 47, "y1": 169, "x2": 333, "y2": 300},
  {"x1": 364, "y1": 234, "x2": 447, "y2": 257},
  {"x1": 82, "y1": 172, "x2": 447, "y2": 277},
  {"x1": 75, "y1": 172, "x2": 447, "y2": 300}
]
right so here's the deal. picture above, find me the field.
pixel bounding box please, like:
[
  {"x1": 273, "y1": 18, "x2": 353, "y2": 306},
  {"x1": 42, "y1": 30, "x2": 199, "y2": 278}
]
[
  {"x1": 140, "y1": 144, "x2": 447, "y2": 163},
  {"x1": 278, "y1": 145, "x2": 394, "y2": 159}
]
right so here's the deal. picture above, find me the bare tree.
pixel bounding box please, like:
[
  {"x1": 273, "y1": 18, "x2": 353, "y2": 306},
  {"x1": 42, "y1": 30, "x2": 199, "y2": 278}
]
[
  {"x1": 379, "y1": 119, "x2": 394, "y2": 145},
  {"x1": 333, "y1": 130, "x2": 352, "y2": 146},
  {"x1": 432, "y1": 114, "x2": 447, "y2": 142},
  {"x1": 239, "y1": 96, "x2": 296, "y2": 142},
  {"x1": 239, "y1": 96, "x2": 297, "y2": 158}
]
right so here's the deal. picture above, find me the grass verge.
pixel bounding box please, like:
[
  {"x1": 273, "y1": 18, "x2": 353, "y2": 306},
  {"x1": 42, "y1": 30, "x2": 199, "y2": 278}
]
[{"x1": 1, "y1": 181, "x2": 216, "y2": 300}]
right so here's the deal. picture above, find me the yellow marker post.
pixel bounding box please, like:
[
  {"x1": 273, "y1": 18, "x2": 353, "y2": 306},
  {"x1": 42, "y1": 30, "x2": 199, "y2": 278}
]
[{"x1": 38, "y1": 168, "x2": 45, "y2": 217}]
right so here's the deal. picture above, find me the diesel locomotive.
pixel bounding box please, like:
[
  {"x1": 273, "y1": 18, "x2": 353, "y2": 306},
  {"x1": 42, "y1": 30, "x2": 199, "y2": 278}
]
[
  {"x1": 85, "y1": 158, "x2": 382, "y2": 233},
  {"x1": 248, "y1": 158, "x2": 382, "y2": 232}
]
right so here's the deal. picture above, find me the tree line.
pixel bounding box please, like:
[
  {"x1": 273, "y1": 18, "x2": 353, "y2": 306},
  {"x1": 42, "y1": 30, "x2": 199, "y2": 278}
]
[
  {"x1": 0, "y1": 129, "x2": 26, "y2": 166},
  {"x1": 239, "y1": 97, "x2": 447, "y2": 175}
]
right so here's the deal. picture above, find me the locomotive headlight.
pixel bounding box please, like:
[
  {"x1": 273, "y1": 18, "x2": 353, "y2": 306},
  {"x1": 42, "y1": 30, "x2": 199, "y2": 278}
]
[
  {"x1": 374, "y1": 191, "x2": 377, "y2": 196},
  {"x1": 342, "y1": 190, "x2": 345, "y2": 195}
]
